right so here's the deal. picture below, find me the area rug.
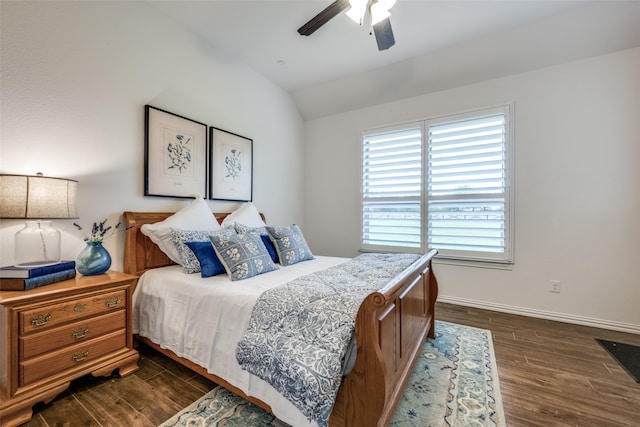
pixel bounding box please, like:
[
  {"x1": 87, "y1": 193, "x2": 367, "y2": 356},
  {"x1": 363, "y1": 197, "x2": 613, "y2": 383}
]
[
  {"x1": 160, "y1": 321, "x2": 505, "y2": 427},
  {"x1": 596, "y1": 338, "x2": 640, "y2": 383}
]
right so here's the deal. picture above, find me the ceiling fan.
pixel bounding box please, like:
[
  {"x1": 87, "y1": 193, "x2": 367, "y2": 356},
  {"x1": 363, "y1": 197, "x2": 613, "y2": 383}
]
[{"x1": 297, "y1": 0, "x2": 397, "y2": 51}]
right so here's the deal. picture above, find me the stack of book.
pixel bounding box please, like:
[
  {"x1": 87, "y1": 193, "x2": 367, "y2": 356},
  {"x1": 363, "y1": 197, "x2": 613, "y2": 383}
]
[{"x1": 0, "y1": 260, "x2": 77, "y2": 291}]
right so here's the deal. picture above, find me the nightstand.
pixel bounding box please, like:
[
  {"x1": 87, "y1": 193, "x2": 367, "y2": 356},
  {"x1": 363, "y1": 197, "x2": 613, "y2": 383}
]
[{"x1": 0, "y1": 271, "x2": 139, "y2": 427}]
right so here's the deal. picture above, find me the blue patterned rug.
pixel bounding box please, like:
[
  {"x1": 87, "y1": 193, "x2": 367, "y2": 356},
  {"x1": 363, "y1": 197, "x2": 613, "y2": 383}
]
[{"x1": 160, "y1": 321, "x2": 505, "y2": 426}]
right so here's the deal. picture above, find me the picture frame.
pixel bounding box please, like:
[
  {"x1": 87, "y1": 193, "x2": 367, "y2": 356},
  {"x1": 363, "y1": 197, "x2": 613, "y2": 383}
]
[
  {"x1": 144, "y1": 105, "x2": 208, "y2": 198},
  {"x1": 209, "y1": 127, "x2": 253, "y2": 202}
]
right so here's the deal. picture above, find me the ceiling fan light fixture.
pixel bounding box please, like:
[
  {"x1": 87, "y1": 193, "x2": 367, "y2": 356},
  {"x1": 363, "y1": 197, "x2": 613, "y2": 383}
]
[
  {"x1": 346, "y1": 7, "x2": 366, "y2": 25},
  {"x1": 370, "y1": 1, "x2": 391, "y2": 26},
  {"x1": 346, "y1": 0, "x2": 368, "y2": 25},
  {"x1": 299, "y1": 0, "x2": 395, "y2": 51}
]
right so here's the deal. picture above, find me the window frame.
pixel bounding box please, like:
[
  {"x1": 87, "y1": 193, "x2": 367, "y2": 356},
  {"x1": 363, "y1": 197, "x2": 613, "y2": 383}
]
[{"x1": 360, "y1": 104, "x2": 515, "y2": 264}]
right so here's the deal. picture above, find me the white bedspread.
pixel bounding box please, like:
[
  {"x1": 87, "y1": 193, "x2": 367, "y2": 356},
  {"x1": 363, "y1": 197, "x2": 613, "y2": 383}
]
[{"x1": 133, "y1": 256, "x2": 349, "y2": 427}]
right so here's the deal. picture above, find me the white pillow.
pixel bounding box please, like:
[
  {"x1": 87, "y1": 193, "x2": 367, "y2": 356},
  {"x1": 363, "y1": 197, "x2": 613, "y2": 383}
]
[
  {"x1": 220, "y1": 202, "x2": 266, "y2": 228},
  {"x1": 140, "y1": 197, "x2": 221, "y2": 264}
]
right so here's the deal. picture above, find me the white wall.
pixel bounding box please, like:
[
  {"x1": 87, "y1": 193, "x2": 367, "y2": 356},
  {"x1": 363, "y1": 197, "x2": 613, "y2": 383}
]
[
  {"x1": 304, "y1": 48, "x2": 640, "y2": 331},
  {"x1": 0, "y1": 1, "x2": 304, "y2": 270}
]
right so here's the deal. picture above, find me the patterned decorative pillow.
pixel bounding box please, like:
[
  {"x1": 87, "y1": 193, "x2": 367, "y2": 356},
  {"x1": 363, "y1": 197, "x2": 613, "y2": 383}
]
[
  {"x1": 140, "y1": 197, "x2": 220, "y2": 264},
  {"x1": 184, "y1": 241, "x2": 226, "y2": 278},
  {"x1": 265, "y1": 224, "x2": 314, "y2": 266},
  {"x1": 210, "y1": 231, "x2": 278, "y2": 281},
  {"x1": 171, "y1": 228, "x2": 236, "y2": 274},
  {"x1": 234, "y1": 223, "x2": 279, "y2": 263}
]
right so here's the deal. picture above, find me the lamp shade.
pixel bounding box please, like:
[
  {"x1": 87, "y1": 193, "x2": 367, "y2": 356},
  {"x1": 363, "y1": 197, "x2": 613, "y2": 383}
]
[
  {"x1": 0, "y1": 173, "x2": 78, "y2": 219},
  {"x1": 1, "y1": 173, "x2": 79, "y2": 267}
]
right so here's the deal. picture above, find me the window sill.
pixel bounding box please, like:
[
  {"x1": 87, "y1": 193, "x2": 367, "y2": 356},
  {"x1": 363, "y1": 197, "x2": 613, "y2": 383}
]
[{"x1": 432, "y1": 257, "x2": 514, "y2": 270}]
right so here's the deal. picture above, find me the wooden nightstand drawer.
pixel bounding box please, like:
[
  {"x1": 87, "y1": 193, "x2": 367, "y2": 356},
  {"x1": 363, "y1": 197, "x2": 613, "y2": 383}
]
[
  {"x1": 20, "y1": 329, "x2": 126, "y2": 386},
  {"x1": 19, "y1": 289, "x2": 126, "y2": 334},
  {"x1": 20, "y1": 310, "x2": 126, "y2": 359},
  {"x1": 1, "y1": 271, "x2": 139, "y2": 427}
]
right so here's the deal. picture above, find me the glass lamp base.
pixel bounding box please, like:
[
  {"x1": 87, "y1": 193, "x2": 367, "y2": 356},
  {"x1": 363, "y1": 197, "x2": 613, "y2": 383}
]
[{"x1": 14, "y1": 220, "x2": 62, "y2": 267}]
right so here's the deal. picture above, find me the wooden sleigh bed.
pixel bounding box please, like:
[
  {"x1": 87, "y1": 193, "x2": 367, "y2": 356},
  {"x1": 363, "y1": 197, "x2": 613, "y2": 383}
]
[{"x1": 123, "y1": 211, "x2": 438, "y2": 427}]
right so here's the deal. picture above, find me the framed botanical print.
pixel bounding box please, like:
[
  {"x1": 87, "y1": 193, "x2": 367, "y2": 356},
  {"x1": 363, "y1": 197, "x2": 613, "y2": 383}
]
[
  {"x1": 209, "y1": 127, "x2": 253, "y2": 202},
  {"x1": 144, "y1": 105, "x2": 207, "y2": 198}
]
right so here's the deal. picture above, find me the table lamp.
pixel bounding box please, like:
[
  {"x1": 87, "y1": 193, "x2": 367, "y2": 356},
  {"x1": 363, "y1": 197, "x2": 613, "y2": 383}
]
[{"x1": 0, "y1": 173, "x2": 78, "y2": 267}]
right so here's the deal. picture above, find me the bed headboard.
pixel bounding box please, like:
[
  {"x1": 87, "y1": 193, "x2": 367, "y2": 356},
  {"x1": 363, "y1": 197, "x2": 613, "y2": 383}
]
[{"x1": 122, "y1": 211, "x2": 265, "y2": 277}]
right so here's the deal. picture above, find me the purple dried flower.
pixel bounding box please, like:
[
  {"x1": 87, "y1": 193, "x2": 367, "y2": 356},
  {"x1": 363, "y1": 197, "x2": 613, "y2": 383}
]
[{"x1": 75, "y1": 218, "x2": 132, "y2": 243}]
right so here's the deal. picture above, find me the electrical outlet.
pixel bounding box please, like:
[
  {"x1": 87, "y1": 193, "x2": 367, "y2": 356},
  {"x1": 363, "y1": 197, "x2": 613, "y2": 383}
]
[{"x1": 550, "y1": 280, "x2": 561, "y2": 293}]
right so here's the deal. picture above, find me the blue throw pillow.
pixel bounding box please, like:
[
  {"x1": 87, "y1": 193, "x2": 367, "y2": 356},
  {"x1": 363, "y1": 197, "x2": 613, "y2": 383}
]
[
  {"x1": 210, "y1": 231, "x2": 278, "y2": 281},
  {"x1": 234, "y1": 223, "x2": 279, "y2": 263},
  {"x1": 260, "y1": 234, "x2": 279, "y2": 263},
  {"x1": 265, "y1": 224, "x2": 314, "y2": 266},
  {"x1": 184, "y1": 241, "x2": 226, "y2": 278},
  {"x1": 171, "y1": 229, "x2": 235, "y2": 274}
]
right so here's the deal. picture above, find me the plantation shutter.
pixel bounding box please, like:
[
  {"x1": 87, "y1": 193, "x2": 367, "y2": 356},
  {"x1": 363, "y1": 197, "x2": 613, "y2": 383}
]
[
  {"x1": 427, "y1": 107, "x2": 512, "y2": 262},
  {"x1": 362, "y1": 126, "x2": 423, "y2": 251}
]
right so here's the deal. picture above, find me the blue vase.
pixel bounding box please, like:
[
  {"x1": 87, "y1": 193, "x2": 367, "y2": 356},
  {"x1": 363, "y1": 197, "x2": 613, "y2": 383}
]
[{"x1": 77, "y1": 241, "x2": 111, "y2": 276}]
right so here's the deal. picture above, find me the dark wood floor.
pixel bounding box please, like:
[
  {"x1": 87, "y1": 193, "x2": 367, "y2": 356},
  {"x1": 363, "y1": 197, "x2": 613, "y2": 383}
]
[
  {"x1": 437, "y1": 303, "x2": 640, "y2": 427},
  {"x1": 21, "y1": 302, "x2": 640, "y2": 426}
]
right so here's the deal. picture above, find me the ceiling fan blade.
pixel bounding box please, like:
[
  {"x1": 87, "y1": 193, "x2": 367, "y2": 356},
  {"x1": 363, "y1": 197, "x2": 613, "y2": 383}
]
[
  {"x1": 298, "y1": 0, "x2": 350, "y2": 36},
  {"x1": 373, "y1": 17, "x2": 395, "y2": 50}
]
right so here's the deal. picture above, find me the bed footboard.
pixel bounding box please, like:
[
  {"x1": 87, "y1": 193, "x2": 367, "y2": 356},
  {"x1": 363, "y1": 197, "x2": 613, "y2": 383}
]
[{"x1": 330, "y1": 249, "x2": 438, "y2": 427}]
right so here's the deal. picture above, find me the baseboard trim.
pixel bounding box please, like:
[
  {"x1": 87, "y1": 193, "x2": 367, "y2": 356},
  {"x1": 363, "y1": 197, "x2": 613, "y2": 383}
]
[{"x1": 438, "y1": 296, "x2": 640, "y2": 335}]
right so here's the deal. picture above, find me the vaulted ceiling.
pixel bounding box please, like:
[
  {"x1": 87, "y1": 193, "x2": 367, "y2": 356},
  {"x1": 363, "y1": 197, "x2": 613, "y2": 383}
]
[{"x1": 149, "y1": 1, "x2": 640, "y2": 120}]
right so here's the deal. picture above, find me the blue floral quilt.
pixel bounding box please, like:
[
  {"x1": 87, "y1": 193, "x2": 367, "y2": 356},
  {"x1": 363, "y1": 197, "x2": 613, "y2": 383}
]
[{"x1": 235, "y1": 253, "x2": 421, "y2": 427}]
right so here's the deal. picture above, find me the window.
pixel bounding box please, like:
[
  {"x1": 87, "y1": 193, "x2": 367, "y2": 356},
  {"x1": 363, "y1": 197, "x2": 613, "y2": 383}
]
[
  {"x1": 361, "y1": 105, "x2": 513, "y2": 264},
  {"x1": 362, "y1": 126, "x2": 423, "y2": 250}
]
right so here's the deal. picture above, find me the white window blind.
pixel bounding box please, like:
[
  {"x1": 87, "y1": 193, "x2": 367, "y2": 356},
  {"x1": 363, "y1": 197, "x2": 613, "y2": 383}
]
[
  {"x1": 360, "y1": 105, "x2": 513, "y2": 264},
  {"x1": 362, "y1": 126, "x2": 423, "y2": 251},
  {"x1": 427, "y1": 108, "x2": 512, "y2": 262}
]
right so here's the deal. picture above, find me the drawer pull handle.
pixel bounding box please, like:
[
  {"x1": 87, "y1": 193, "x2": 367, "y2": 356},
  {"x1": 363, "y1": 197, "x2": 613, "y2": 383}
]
[
  {"x1": 71, "y1": 327, "x2": 89, "y2": 339},
  {"x1": 72, "y1": 350, "x2": 89, "y2": 362},
  {"x1": 30, "y1": 313, "x2": 52, "y2": 327},
  {"x1": 74, "y1": 303, "x2": 87, "y2": 312},
  {"x1": 105, "y1": 297, "x2": 121, "y2": 308}
]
